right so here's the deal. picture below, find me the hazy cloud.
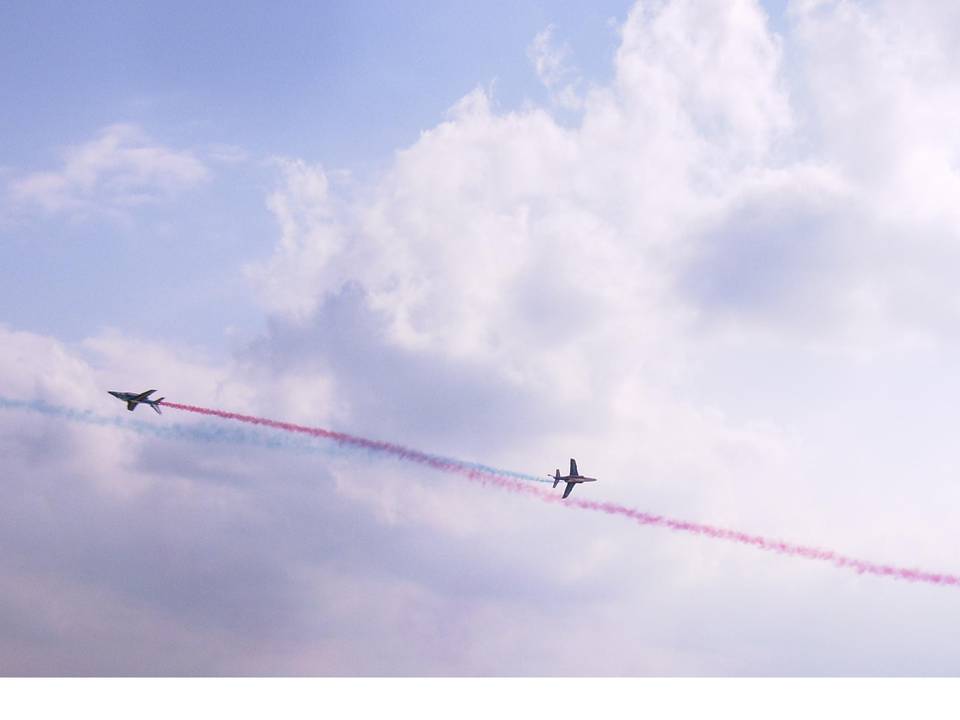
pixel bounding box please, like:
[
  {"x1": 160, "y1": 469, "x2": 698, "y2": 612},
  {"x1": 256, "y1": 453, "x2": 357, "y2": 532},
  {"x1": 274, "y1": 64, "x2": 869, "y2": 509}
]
[
  {"x1": 528, "y1": 24, "x2": 583, "y2": 110},
  {"x1": 7, "y1": 124, "x2": 209, "y2": 218}
]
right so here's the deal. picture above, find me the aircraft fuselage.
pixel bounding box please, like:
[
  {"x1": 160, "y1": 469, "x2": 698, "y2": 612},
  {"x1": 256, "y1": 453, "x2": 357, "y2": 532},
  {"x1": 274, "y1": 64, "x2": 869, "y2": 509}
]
[
  {"x1": 108, "y1": 389, "x2": 165, "y2": 414},
  {"x1": 549, "y1": 459, "x2": 598, "y2": 499}
]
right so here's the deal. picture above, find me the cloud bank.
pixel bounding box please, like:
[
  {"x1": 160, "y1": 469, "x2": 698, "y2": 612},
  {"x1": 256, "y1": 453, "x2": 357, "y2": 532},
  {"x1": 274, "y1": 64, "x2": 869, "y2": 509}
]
[{"x1": 4, "y1": 0, "x2": 960, "y2": 675}]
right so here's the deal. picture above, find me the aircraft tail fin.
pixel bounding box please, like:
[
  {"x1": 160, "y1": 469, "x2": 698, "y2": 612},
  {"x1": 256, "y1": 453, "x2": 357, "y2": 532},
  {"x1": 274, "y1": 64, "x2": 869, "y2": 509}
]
[
  {"x1": 152, "y1": 398, "x2": 164, "y2": 415},
  {"x1": 553, "y1": 469, "x2": 560, "y2": 489}
]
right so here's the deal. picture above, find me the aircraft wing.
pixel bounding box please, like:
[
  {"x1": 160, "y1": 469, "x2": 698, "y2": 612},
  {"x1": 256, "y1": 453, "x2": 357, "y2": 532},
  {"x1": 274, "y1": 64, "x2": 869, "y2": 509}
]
[
  {"x1": 570, "y1": 458, "x2": 578, "y2": 477},
  {"x1": 562, "y1": 481, "x2": 576, "y2": 499},
  {"x1": 126, "y1": 401, "x2": 137, "y2": 411},
  {"x1": 135, "y1": 389, "x2": 156, "y2": 401}
]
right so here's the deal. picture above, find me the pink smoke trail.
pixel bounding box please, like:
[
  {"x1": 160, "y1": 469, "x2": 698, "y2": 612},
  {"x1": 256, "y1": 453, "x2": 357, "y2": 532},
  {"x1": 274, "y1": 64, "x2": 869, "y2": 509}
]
[{"x1": 162, "y1": 400, "x2": 960, "y2": 589}]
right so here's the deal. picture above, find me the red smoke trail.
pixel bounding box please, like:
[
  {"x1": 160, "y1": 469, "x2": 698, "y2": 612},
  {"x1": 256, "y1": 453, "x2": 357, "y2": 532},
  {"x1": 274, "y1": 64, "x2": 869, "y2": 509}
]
[{"x1": 162, "y1": 401, "x2": 960, "y2": 588}]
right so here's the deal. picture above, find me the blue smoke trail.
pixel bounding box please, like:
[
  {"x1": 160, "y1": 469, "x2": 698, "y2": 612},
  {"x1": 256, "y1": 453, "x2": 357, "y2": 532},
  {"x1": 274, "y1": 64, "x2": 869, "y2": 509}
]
[
  {"x1": 0, "y1": 396, "x2": 350, "y2": 460},
  {"x1": 435, "y1": 455, "x2": 549, "y2": 484},
  {"x1": 0, "y1": 396, "x2": 551, "y2": 484}
]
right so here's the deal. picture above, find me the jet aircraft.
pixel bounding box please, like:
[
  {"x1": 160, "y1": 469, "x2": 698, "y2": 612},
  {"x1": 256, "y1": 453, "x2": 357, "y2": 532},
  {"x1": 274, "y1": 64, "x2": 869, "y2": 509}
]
[
  {"x1": 108, "y1": 389, "x2": 165, "y2": 414},
  {"x1": 549, "y1": 458, "x2": 598, "y2": 499}
]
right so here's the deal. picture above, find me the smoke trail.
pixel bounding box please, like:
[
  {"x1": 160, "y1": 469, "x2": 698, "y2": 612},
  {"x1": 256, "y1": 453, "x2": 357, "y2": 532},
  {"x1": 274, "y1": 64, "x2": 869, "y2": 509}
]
[
  {"x1": 0, "y1": 396, "x2": 545, "y2": 482},
  {"x1": 161, "y1": 400, "x2": 960, "y2": 589},
  {"x1": 160, "y1": 401, "x2": 551, "y2": 485},
  {"x1": 3, "y1": 395, "x2": 955, "y2": 587}
]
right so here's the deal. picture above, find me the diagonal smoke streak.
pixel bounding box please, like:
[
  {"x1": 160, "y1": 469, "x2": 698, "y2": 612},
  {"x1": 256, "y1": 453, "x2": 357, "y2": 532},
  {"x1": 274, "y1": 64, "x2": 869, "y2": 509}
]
[
  {"x1": 159, "y1": 401, "x2": 550, "y2": 484},
  {"x1": 0, "y1": 396, "x2": 547, "y2": 482},
  {"x1": 3, "y1": 395, "x2": 956, "y2": 588},
  {"x1": 159, "y1": 400, "x2": 960, "y2": 589}
]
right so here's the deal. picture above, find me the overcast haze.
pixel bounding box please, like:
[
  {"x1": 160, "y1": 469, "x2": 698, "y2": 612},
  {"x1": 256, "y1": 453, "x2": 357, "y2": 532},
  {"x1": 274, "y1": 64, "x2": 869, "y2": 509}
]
[{"x1": 3, "y1": 0, "x2": 960, "y2": 675}]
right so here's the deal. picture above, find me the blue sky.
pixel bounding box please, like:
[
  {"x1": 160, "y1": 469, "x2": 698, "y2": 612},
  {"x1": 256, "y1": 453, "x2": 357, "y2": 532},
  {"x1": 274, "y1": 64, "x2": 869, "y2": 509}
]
[
  {"x1": 1, "y1": 0, "x2": 641, "y2": 350},
  {"x1": 2, "y1": 1, "x2": 643, "y2": 163},
  {"x1": 3, "y1": 0, "x2": 960, "y2": 677}
]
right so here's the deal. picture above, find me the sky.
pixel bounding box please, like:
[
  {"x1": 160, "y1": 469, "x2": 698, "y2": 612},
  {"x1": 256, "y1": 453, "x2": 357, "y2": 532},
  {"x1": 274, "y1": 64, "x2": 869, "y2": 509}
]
[{"x1": 2, "y1": 0, "x2": 960, "y2": 676}]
